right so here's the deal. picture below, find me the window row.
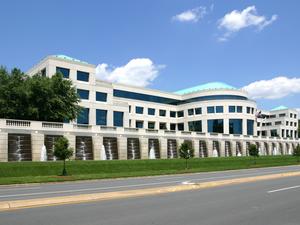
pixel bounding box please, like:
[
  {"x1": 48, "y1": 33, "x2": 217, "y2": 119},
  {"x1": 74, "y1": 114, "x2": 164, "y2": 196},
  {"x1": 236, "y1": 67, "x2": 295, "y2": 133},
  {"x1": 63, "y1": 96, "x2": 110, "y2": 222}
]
[
  {"x1": 56, "y1": 67, "x2": 90, "y2": 82},
  {"x1": 77, "y1": 89, "x2": 107, "y2": 102}
]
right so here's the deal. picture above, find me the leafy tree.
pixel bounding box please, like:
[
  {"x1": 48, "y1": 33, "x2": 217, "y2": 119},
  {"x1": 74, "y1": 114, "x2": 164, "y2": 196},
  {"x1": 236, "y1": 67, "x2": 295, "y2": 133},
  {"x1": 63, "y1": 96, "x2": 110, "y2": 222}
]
[
  {"x1": 298, "y1": 120, "x2": 300, "y2": 138},
  {"x1": 179, "y1": 141, "x2": 194, "y2": 169},
  {"x1": 249, "y1": 144, "x2": 259, "y2": 164},
  {"x1": 54, "y1": 137, "x2": 73, "y2": 176},
  {"x1": 293, "y1": 144, "x2": 300, "y2": 163}
]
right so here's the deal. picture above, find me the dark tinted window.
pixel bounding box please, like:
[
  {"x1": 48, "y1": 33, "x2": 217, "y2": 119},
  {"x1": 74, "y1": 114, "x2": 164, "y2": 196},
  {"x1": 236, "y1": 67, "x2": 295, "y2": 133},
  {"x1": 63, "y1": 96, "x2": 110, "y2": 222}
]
[
  {"x1": 247, "y1": 120, "x2": 254, "y2": 135},
  {"x1": 195, "y1": 107, "x2": 202, "y2": 115},
  {"x1": 216, "y1": 106, "x2": 223, "y2": 113},
  {"x1": 113, "y1": 111, "x2": 123, "y2": 127},
  {"x1": 136, "y1": 106, "x2": 144, "y2": 114},
  {"x1": 77, "y1": 89, "x2": 89, "y2": 100},
  {"x1": 159, "y1": 110, "x2": 166, "y2": 116},
  {"x1": 170, "y1": 123, "x2": 176, "y2": 130},
  {"x1": 207, "y1": 106, "x2": 215, "y2": 114},
  {"x1": 159, "y1": 123, "x2": 167, "y2": 130},
  {"x1": 229, "y1": 119, "x2": 243, "y2": 134},
  {"x1": 96, "y1": 109, "x2": 107, "y2": 125},
  {"x1": 247, "y1": 107, "x2": 251, "y2": 114},
  {"x1": 229, "y1": 106, "x2": 235, "y2": 113},
  {"x1": 188, "y1": 120, "x2": 202, "y2": 132},
  {"x1": 170, "y1": 111, "x2": 176, "y2": 117},
  {"x1": 56, "y1": 67, "x2": 70, "y2": 78},
  {"x1": 177, "y1": 111, "x2": 184, "y2": 117},
  {"x1": 177, "y1": 123, "x2": 184, "y2": 131},
  {"x1": 188, "y1": 109, "x2": 194, "y2": 116},
  {"x1": 77, "y1": 71, "x2": 89, "y2": 82},
  {"x1": 96, "y1": 92, "x2": 107, "y2": 102},
  {"x1": 148, "y1": 122, "x2": 155, "y2": 129},
  {"x1": 77, "y1": 108, "x2": 89, "y2": 124},
  {"x1": 207, "y1": 119, "x2": 223, "y2": 133},
  {"x1": 136, "y1": 121, "x2": 144, "y2": 128},
  {"x1": 237, "y1": 106, "x2": 243, "y2": 113},
  {"x1": 148, "y1": 108, "x2": 155, "y2": 115}
]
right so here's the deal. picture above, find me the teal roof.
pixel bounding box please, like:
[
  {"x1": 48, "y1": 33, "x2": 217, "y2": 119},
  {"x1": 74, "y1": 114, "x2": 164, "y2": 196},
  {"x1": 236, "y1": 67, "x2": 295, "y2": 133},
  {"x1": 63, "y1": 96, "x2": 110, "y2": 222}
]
[
  {"x1": 271, "y1": 105, "x2": 288, "y2": 111},
  {"x1": 54, "y1": 55, "x2": 89, "y2": 64},
  {"x1": 175, "y1": 82, "x2": 236, "y2": 95}
]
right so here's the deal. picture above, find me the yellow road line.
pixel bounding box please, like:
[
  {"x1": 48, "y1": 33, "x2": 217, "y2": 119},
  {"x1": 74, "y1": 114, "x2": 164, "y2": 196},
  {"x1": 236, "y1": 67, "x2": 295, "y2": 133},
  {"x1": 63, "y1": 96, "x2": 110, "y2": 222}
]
[{"x1": 1, "y1": 171, "x2": 300, "y2": 211}]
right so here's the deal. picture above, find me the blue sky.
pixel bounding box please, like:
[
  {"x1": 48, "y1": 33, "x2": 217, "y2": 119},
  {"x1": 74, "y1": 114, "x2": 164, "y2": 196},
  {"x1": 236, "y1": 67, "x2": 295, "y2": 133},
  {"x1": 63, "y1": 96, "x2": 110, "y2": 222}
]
[{"x1": 0, "y1": 0, "x2": 300, "y2": 112}]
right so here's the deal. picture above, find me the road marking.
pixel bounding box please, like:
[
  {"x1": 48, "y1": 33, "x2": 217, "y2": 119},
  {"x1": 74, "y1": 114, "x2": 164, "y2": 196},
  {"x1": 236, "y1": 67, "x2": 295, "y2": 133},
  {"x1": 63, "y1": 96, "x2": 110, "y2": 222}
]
[
  {"x1": 1, "y1": 169, "x2": 299, "y2": 199},
  {"x1": 268, "y1": 185, "x2": 300, "y2": 193}
]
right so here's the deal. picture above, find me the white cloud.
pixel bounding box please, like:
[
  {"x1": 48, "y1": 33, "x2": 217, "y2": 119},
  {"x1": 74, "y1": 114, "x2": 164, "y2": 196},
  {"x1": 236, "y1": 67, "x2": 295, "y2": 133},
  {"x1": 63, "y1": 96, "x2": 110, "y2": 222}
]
[
  {"x1": 243, "y1": 76, "x2": 300, "y2": 99},
  {"x1": 95, "y1": 58, "x2": 164, "y2": 87},
  {"x1": 218, "y1": 6, "x2": 277, "y2": 41},
  {"x1": 173, "y1": 7, "x2": 207, "y2": 23}
]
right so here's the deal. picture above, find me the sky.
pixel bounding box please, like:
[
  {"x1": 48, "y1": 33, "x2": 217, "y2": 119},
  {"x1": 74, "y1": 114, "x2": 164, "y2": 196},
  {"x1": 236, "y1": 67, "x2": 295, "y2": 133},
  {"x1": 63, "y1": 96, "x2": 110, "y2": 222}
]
[{"x1": 0, "y1": 0, "x2": 300, "y2": 112}]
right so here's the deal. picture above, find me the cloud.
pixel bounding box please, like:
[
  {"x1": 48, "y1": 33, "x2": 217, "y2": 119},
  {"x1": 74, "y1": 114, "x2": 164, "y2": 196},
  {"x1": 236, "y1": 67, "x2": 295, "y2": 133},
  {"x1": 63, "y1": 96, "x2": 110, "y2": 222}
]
[
  {"x1": 95, "y1": 58, "x2": 164, "y2": 87},
  {"x1": 218, "y1": 6, "x2": 277, "y2": 41},
  {"x1": 243, "y1": 76, "x2": 300, "y2": 99},
  {"x1": 173, "y1": 7, "x2": 207, "y2": 23}
]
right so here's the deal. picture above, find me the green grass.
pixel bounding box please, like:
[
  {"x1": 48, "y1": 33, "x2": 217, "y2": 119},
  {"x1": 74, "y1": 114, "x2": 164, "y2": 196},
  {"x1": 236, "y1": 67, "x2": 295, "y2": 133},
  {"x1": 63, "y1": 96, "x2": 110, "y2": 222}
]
[{"x1": 0, "y1": 156, "x2": 299, "y2": 185}]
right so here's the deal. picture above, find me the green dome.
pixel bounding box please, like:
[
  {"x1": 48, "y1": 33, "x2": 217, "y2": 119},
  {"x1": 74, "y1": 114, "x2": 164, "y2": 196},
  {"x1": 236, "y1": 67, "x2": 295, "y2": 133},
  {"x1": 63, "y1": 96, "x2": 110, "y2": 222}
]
[
  {"x1": 175, "y1": 82, "x2": 236, "y2": 95},
  {"x1": 271, "y1": 105, "x2": 288, "y2": 111},
  {"x1": 55, "y1": 54, "x2": 89, "y2": 64}
]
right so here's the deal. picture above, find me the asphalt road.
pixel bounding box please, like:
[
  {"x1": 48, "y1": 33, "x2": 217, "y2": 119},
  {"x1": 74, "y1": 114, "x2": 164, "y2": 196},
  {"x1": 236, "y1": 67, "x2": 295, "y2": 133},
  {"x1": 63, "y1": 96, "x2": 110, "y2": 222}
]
[
  {"x1": 0, "y1": 165, "x2": 300, "y2": 201},
  {"x1": 1, "y1": 166, "x2": 300, "y2": 225}
]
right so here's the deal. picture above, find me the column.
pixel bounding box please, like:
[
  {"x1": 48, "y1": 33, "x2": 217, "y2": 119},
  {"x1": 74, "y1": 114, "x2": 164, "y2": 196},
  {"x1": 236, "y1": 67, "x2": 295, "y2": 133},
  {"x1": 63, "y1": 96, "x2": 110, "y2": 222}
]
[
  {"x1": 160, "y1": 137, "x2": 168, "y2": 159},
  {"x1": 65, "y1": 133, "x2": 76, "y2": 160},
  {"x1": 118, "y1": 136, "x2": 127, "y2": 160},
  {"x1": 140, "y1": 137, "x2": 148, "y2": 159},
  {"x1": 241, "y1": 141, "x2": 247, "y2": 156},
  {"x1": 193, "y1": 139, "x2": 200, "y2": 158},
  {"x1": 31, "y1": 132, "x2": 44, "y2": 161},
  {"x1": 92, "y1": 135, "x2": 102, "y2": 160},
  {"x1": 207, "y1": 139, "x2": 213, "y2": 157},
  {"x1": 0, "y1": 132, "x2": 8, "y2": 162}
]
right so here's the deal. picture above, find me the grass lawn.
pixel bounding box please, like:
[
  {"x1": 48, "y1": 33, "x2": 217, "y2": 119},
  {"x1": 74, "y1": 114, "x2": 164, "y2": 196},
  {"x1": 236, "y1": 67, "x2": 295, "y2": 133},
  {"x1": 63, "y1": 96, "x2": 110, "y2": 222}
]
[{"x1": 0, "y1": 156, "x2": 299, "y2": 185}]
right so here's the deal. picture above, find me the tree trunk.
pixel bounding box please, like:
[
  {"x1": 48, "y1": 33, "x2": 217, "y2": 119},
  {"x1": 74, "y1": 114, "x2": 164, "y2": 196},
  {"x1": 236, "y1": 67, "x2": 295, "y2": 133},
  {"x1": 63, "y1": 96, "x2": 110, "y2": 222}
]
[
  {"x1": 62, "y1": 159, "x2": 67, "y2": 176},
  {"x1": 185, "y1": 159, "x2": 188, "y2": 170}
]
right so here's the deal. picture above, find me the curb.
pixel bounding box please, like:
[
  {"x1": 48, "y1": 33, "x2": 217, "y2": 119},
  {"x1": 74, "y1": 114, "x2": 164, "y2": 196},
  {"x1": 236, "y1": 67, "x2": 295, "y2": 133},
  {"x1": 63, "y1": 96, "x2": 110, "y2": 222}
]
[{"x1": 1, "y1": 171, "x2": 300, "y2": 211}]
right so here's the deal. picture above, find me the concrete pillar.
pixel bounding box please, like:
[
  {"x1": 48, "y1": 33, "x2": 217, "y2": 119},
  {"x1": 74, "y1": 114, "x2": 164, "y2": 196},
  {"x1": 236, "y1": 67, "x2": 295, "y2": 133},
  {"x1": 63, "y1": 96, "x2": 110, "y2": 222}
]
[
  {"x1": 193, "y1": 139, "x2": 200, "y2": 158},
  {"x1": 65, "y1": 133, "x2": 76, "y2": 160},
  {"x1": 0, "y1": 132, "x2": 8, "y2": 162},
  {"x1": 31, "y1": 132, "x2": 44, "y2": 161},
  {"x1": 92, "y1": 135, "x2": 102, "y2": 160},
  {"x1": 118, "y1": 136, "x2": 127, "y2": 160},
  {"x1": 241, "y1": 141, "x2": 247, "y2": 156},
  {"x1": 140, "y1": 137, "x2": 148, "y2": 159},
  {"x1": 160, "y1": 137, "x2": 168, "y2": 159},
  {"x1": 219, "y1": 140, "x2": 225, "y2": 157},
  {"x1": 207, "y1": 139, "x2": 213, "y2": 157}
]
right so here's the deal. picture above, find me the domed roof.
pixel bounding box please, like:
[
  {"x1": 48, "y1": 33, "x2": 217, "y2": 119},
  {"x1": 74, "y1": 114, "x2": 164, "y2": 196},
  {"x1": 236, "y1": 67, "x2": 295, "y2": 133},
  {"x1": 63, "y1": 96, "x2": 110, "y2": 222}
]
[
  {"x1": 175, "y1": 82, "x2": 237, "y2": 95},
  {"x1": 271, "y1": 105, "x2": 288, "y2": 111}
]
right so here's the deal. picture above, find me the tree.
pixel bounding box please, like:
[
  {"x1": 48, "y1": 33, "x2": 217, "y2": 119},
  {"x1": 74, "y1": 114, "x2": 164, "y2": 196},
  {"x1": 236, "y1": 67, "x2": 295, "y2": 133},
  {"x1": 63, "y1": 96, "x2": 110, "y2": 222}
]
[
  {"x1": 54, "y1": 137, "x2": 73, "y2": 176},
  {"x1": 179, "y1": 141, "x2": 194, "y2": 169},
  {"x1": 248, "y1": 144, "x2": 259, "y2": 164},
  {"x1": 293, "y1": 144, "x2": 300, "y2": 163}
]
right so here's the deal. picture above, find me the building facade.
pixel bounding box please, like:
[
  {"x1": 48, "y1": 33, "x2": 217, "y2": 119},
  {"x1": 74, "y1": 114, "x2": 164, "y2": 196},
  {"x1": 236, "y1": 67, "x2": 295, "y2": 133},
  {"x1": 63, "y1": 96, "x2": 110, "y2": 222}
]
[{"x1": 0, "y1": 55, "x2": 298, "y2": 162}]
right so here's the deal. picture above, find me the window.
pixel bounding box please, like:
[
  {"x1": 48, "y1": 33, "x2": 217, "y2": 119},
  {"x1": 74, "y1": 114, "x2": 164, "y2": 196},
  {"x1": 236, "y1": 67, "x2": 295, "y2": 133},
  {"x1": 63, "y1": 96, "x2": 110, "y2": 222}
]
[
  {"x1": 237, "y1": 106, "x2": 243, "y2": 113},
  {"x1": 195, "y1": 107, "x2": 202, "y2": 115},
  {"x1": 41, "y1": 68, "x2": 46, "y2": 76},
  {"x1": 188, "y1": 120, "x2": 202, "y2": 132},
  {"x1": 113, "y1": 111, "x2": 123, "y2": 127},
  {"x1": 247, "y1": 107, "x2": 251, "y2": 114},
  {"x1": 159, "y1": 110, "x2": 166, "y2": 117},
  {"x1": 170, "y1": 111, "x2": 176, "y2": 117},
  {"x1": 148, "y1": 122, "x2": 155, "y2": 129},
  {"x1": 170, "y1": 123, "x2": 176, "y2": 130},
  {"x1": 257, "y1": 122, "x2": 260, "y2": 127},
  {"x1": 290, "y1": 122, "x2": 293, "y2": 126},
  {"x1": 136, "y1": 120, "x2": 144, "y2": 128},
  {"x1": 148, "y1": 108, "x2": 155, "y2": 115},
  {"x1": 136, "y1": 106, "x2": 144, "y2": 114},
  {"x1": 251, "y1": 108, "x2": 254, "y2": 114},
  {"x1": 77, "y1": 108, "x2": 89, "y2": 124},
  {"x1": 177, "y1": 110, "x2": 184, "y2": 117},
  {"x1": 159, "y1": 122, "x2": 167, "y2": 130},
  {"x1": 229, "y1": 119, "x2": 243, "y2": 134},
  {"x1": 96, "y1": 109, "x2": 107, "y2": 126},
  {"x1": 290, "y1": 113, "x2": 293, "y2": 118},
  {"x1": 294, "y1": 114, "x2": 297, "y2": 119},
  {"x1": 129, "y1": 106, "x2": 131, "y2": 113},
  {"x1": 96, "y1": 92, "x2": 107, "y2": 102},
  {"x1": 216, "y1": 106, "x2": 223, "y2": 113},
  {"x1": 229, "y1": 106, "x2": 235, "y2": 113},
  {"x1": 286, "y1": 121, "x2": 289, "y2": 126},
  {"x1": 279, "y1": 113, "x2": 286, "y2": 117},
  {"x1": 208, "y1": 119, "x2": 223, "y2": 133},
  {"x1": 275, "y1": 121, "x2": 282, "y2": 125},
  {"x1": 56, "y1": 67, "x2": 70, "y2": 78},
  {"x1": 247, "y1": 120, "x2": 254, "y2": 135},
  {"x1": 207, "y1": 106, "x2": 215, "y2": 114},
  {"x1": 77, "y1": 71, "x2": 89, "y2": 82},
  {"x1": 295, "y1": 122, "x2": 297, "y2": 127},
  {"x1": 271, "y1": 129, "x2": 278, "y2": 137},
  {"x1": 177, "y1": 123, "x2": 184, "y2": 131},
  {"x1": 188, "y1": 109, "x2": 194, "y2": 116},
  {"x1": 77, "y1": 89, "x2": 89, "y2": 100},
  {"x1": 270, "y1": 115, "x2": 276, "y2": 118}
]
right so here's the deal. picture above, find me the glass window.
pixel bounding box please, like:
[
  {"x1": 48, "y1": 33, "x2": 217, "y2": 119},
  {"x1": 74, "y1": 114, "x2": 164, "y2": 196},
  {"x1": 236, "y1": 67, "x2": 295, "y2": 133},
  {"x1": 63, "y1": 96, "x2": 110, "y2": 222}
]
[
  {"x1": 195, "y1": 107, "x2": 202, "y2": 115},
  {"x1": 56, "y1": 67, "x2": 70, "y2": 78},
  {"x1": 96, "y1": 109, "x2": 107, "y2": 126},
  {"x1": 229, "y1": 119, "x2": 243, "y2": 135},
  {"x1": 136, "y1": 120, "x2": 144, "y2": 128},
  {"x1": 177, "y1": 110, "x2": 184, "y2": 117},
  {"x1": 170, "y1": 111, "x2": 176, "y2": 117},
  {"x1": 148, "y1": 122, "x2": 155, "y2": 129},
  {"x1": 96, "y1": 92, "x2": 107, "y2": 102},
  {"x1": 188, "y1": 120, "x2": 202, "y2": 132},
  {"x1": 41, "y1": 68, "x2": 46, "y2": 76},
  {"x1": 237, "y1": 106, "x2": 243, "y2": 113},
  {"x1": 77, "y1": 89, "x2": 89, "y2": 100},
  {"x1": 136, "y1": 106, "x2": 144, "y2": 114},
  {"x1": 159, "y1": 122, "x2": 167, "y2": 130},
  {"x1": 207, "y1": 106, "x2": 215, "y2": 114},
  {"x1": 159, "y1": 110, "x2": 166, "y2": 117},
  {"x1": 177, "y1": 123, "x2": 184, "y2": 131},
  {"x1": 188, "y1": 109, "x2": 194, "y2": 116},
  {"x1": 247, "y1": 120, "x2": 254, "y2": 135},
  {"x1": 77, "y1": 71, "x2": 89, "y2": 82},
  {"x1": 247, "y1": 107, "x2": 250, "y2": 114},
  {"x1": 271, "y1": 129, "x2": 278, "y2": 137},
  {"x1": 113, "y1": 111, "x2": 123, "y2": 127},
  {"x1": 207, "y1": 119, "x2": 223, "y2": 133},
  {"x1": 170, "y1": 123, "x2": 176, "y2": 130},
  {"x1": 229, "y1": 106, "x2": 235, "y2": 113},
  {"x1": 129, "y1": 106, "x2": 131, "y2": 113},
  {"x1": 77, "y1": 108, "x2": 89, "y2": 124},
  {"x1": 216, "y1": 106, "x2": 223, "y2": 113},
  {"x1": 148, "y1": 108, "x2": 155, "y2": 115}
]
